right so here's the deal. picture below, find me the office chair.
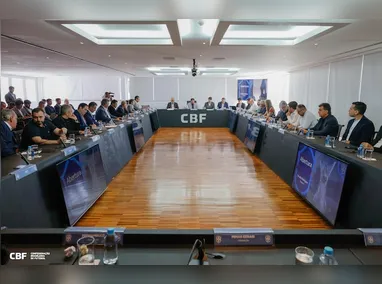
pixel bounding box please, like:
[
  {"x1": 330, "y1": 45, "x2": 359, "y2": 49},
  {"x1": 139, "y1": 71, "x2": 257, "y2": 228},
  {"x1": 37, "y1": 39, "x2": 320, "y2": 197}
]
[{"x1": 336, "y1": 125, "x2": 344, "y2": 140}]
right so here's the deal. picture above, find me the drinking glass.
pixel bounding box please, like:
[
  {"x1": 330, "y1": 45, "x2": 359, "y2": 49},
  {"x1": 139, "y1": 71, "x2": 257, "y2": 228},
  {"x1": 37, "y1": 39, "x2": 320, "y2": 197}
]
[
  {"x1": 84, "y1": 127, "x2": 90, "y2": 137},
  {"x1": 69, "y1": 134, "x2": 76, "y2": 145},
  {"x1": 364, "y1": 149, "x2": 374, "y2": 161},
  {"x1": 77, "y1": 236, "x2": 95, "y2": 265},
  {"x1": 290, "y1": 126, "x2": 298, "y2": 134},
  {"x1": 307, "y1": 130, "x2": 315, "y2": 140},
  {"x1": 295, "y1": 246, "x2": 314, "y2": 265},
  {"x1": 329, "y1": 137, "x2": 336, "y2": 148}
]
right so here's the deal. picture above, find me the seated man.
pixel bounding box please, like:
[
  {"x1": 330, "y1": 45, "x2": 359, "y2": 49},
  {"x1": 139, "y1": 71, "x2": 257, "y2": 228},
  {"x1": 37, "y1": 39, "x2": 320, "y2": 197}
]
[
  {"x1": 305, "y1": 103, "x2": 339, "y2": 137},
  {"x1": 127, "y1": 99, "x2": 135, "y2": 114},
  {"x1": 275, "y1": 101, "x2": 288, "y2": 122},
  {"x1": 21, "y1": 100, "x2": 32, "y2": 116},
  {"x1": 167, "y1": 98, "x2": 179, "y2": 109},
  {"x1": 245, "y1": 99, "x2": 252, "y2": 110},
  {"x1": 53, "y1": 105, "x2": 83, "y2": 135},
  {"x1": 1, "y1": 101, "x2": 7, "y2": 110},
  {"x1": 257, "y1": 100, "x2": 266, "y2": 115},
  {"x1": 187, "y1": 98, "x2": 198, "y2": 110},
  {"x1": 84, "y1": 102, "x2": 99, "y2": 127},
  {"x1": 236, "y1": 99, "x2": 245, "y2": 110},
  {"x1": 362, "y1": 126, "x2": 382, "y2": 153},
  {"x1": 217, "y1": 98, "x2": 229, "y2": 109},
  {"x1": 96, "y1": 99, "x2": 114, "y2": 123},
  {"x1": 286, "y1": 101, "x2": 300, "y2": 127},
  {"x1": 54, "y1": 98, "x2": 62, "y2": 115},
  {"x1": 13, "y1": 99, "x2": 26, "y2": 119},
  {"x1": 20, "y1": 108, "x2": 67, "y2": 149},
  {"x1": 117, "y1": 101, "x2": 129, "y2": 116},
  {"x1": 342, "y1": 102, "x2": 375, "y2": 146},
  {"x1": 133, "y1": 96, "x2": 142, "y2": 111},
  {"x1": 1, "y1": 109, "x2": 19, "y2": 157},
  {"x1": 74, "y1": 103, "x2": 96, "y2": 130},
  {"x1": 246, "y1": 98, "x2": 258, "y2": 114},
  {"x1": 108, "y1": 100, "x2": 123, "y2": 118},
  {"x1": 204, "y1": 97, "x2": 215, "y2": 110},
  {"x1": 296, "y1": 104, "x2": 317, "y2": 129},
  {"x1": 45, "y1": 99, "x2": 56, "y2": 116}
]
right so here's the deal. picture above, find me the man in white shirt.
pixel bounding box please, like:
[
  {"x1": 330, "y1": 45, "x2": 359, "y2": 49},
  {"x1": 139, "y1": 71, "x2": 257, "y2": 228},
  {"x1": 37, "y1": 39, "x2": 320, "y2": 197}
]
[
  {"x1": 133, "y1": 96, "x2": 142, "y2": 111},
  {"x1": 247, "y1": 99, "x2": 258, "y2": 114},
  {"x1": 286, "y1": 101, "x2": 301, "y2": 127},
  {"x1": 187, "y1": 98, "x2": 198, "y2": 110},
  {"x1": 296, "y1": 104, "x2": 317, "y2": 129}
]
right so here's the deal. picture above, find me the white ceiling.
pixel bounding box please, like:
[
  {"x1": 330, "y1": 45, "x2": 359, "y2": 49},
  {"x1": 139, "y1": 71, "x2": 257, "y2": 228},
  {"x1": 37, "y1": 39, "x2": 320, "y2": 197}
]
[{"x1": 1, "y1": 0, "x2": 382, "y2": 77}]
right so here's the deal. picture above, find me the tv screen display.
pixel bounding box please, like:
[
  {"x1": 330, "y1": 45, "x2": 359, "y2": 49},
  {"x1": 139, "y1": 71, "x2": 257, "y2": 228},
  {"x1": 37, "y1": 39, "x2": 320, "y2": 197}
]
[
  {"x1": 292, "y1": 143, "x2": 348, "y2": 225},
  {"x1": 56, "y1": 145, "x2": 107, "y2": 225},
  {"x1": 244, "y1": 120, "x2": 260, "y2": 153}
]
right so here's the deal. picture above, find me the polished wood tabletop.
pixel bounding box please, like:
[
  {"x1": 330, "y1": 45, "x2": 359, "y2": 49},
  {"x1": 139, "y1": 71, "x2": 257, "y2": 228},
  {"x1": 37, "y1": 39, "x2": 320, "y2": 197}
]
[{"x1": 77, "y1": 128, "x2": 329, "y2": 229}]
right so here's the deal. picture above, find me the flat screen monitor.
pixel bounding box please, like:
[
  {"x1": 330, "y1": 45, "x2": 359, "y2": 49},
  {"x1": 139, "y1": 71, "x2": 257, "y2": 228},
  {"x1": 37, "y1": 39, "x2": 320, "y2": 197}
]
[
  {"x1": 292, "y1": 143, "x2": 348, "y2": 225},
  {"x1": 56, "y1": 145, "x2": 107, "y2": 225},
  {"x1": 244, "y1": 120, "x2": 260, "y2": 153}
]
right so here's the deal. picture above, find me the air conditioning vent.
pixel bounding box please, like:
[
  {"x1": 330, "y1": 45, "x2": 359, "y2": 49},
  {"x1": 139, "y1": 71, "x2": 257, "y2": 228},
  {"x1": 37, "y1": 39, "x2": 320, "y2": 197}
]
[
  {"x1": 213, "y1": 57, "x2": 226, "y2": 60},
  {"x1": 163, "y1": 57, "x2": 176, "y2": 60}
]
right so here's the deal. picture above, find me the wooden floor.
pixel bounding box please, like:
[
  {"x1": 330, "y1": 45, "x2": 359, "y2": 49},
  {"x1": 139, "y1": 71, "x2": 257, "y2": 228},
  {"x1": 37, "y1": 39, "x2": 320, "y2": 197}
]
[{"x1": 77, "y1": 128, "x2": 329, "y2": 229}]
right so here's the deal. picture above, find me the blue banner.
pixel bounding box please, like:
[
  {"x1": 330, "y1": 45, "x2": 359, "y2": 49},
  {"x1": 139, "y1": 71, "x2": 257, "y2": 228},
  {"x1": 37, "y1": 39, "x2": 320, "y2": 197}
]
[
  {"x1": 237, "y1": 79, "x2": 254, "y2": 100},
  {"x1": 244, "y1": 120, "x2": 260, "y2": 153},
  {"x1": 260, "y1": 79, "x2": 268, "y2": 100}
]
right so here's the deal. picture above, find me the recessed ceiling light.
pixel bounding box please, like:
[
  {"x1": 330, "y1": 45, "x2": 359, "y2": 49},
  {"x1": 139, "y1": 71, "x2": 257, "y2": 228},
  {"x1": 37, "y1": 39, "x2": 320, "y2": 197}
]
[
  {"x1": 80, "y1": 42, "x2": 84, "y2": 45},
  {"x1": 16, "y1": 62, "x2": 20, "y2": 64},
  {"x1": 108, "y1": 55, "x2": 111, "y2": 57},
  {"x1": 203, "y1": 42, "x2": 206, "y2": 45},
  {"x1": 200, "y1": 55, "x2": 203, "y2": 57},
  {"x1": 125, "y1": 62, "x2": 128, "y2": 64},
  {"x1": 314, "y1": 43, "x2": 319, "y2": 46},
  {"x1": 46, "y1": 57, "x2": 50, "y2": 59}
]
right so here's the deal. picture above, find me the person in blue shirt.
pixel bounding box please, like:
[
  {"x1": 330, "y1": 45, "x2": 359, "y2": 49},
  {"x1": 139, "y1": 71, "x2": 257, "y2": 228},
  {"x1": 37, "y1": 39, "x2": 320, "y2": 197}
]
[
  {"x1": 84, "y1": 102, "x2": 99, "y2": 127},
  {"x1": 1, "y1": 109, "x2": 19, "y2": 157}
]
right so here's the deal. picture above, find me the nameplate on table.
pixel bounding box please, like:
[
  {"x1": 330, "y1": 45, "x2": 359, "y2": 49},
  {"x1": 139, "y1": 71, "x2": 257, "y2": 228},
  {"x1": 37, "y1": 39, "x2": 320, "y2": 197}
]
[
  {"x1": 62, "y1": 146, "x2": 77, "y2": 157},
  {"x1": 107, "y1": 128, "x2": 115, "y2": 134},
  {"x1": 278, "y1": 128, "x2": 285, "y2": 135},
  {"x1": 91, "y1": 135, "x2": 100, "y2": 142},
  {"x1": 359, "y1": 229, "x2": 382, "y2": 246},
  {"x1": 11, "y1": 164, "x2": 38, "y2": 181},
  {"x1": 213, "y1": 228, "x2": 274, "y2": 246},
  {"x1": 64, "y1": 227, "x2": 124, "y2": 246},
  {"x1": 119, "y1": 124, "x2": 125, "y2": 129}
]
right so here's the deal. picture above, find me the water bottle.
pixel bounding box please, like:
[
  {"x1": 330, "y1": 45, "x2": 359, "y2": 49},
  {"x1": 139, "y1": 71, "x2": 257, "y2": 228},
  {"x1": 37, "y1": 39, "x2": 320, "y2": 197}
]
[
  {"x1": 84, "y1": 127, "x2": 89, "y2": 137},
  {"x1": 27, "y1": 146, "x2": 34, "y2": 161},
  {"x1": 357, "y1": 145, "x2": 365, "y2": 158},
  {"x1": 103, "y1": 228, "x2": 118, "y2": 265},
  {"x1": 325, "y1": 135, "x2": 331, "y2": 147},
  {"x1": 319, "y1": 247, "x2": 338, "y2": 265}
]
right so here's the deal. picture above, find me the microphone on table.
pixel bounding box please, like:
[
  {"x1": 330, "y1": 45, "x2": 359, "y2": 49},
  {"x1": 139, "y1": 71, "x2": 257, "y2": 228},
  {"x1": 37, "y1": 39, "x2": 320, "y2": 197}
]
[
  {"x1": 18, "y1": 152, "x2": 30, "y2": 165},
  {"x1": 187, "y1": 239, "x2": 209, "y2": 265},
  {"x1": 59, "y1": 138, "x2": 68, "y2": 149}
]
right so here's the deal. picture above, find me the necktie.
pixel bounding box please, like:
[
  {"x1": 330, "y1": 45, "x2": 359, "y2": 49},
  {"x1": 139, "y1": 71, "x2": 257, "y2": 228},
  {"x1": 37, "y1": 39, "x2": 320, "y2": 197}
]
[{"x1": 192, "y1": 104, "x2": 194, "y2": 109}]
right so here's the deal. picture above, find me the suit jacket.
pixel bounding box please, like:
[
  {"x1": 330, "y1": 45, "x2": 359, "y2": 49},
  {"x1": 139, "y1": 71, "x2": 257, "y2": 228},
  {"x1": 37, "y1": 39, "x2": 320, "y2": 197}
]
[
  {"x1": 342, "y1": 116, "x2": 375, "y2": 146},
  {"x1": 166, "y1": 102, "x2": 179, "y2": 109},
  {"x1": 236, "y1": 103, "x2": 246, "y2": 109},
  {"x1": 84, "y1": 111, "x2": 99, "y2": 127},
  {"x1": 21, "y1": 106, "x2": 32, "y2": 116},
  {"x1": 275, "y1": 110, "x2": 288, "y2": 122},
  {"x1": 127, "y1": 104, "x2": 135, "y2": 113},
  {"x1": 13, "y1": 107, "x2": 24, "y2": 119},
  {"x1": 372, "y1": 126, "x2": 382, "y2": 153},
  {"x1": 95, "y1": 106, "x2": 113, "y2": 123},
  {"x1": 1, "y1": 121, "x2": 18, "y2": 157},
  {"x1": 204, "y1": 102, "x2": 215, "y2": 110},
  {"x1": 54, "y1": 104, "x2": 61, "y2": 115},
  {"x1": 117, "y1": 105, "x2": 128, "y2": 116},
  {"x1": 187, "y1": 102, "x2": 198, "y2": 110},
  {"x1": 217, "y1": 102, "x2": 229, "y2": 109},
  {"x1": 108, "y1": 105, "x2": 122, "y2": 118},
  {"x1": 5, "y1": 92, "x2": 16, "y2": 105},
  {"x1": 311, "y1": 114, "x2": 339, "y2": 137},
  {"x1": 45, "y1": 105, "x2": 56, "y2": 116},
  {"x1": 73, "y1": 110, "x2": 88, "y2": 130}
]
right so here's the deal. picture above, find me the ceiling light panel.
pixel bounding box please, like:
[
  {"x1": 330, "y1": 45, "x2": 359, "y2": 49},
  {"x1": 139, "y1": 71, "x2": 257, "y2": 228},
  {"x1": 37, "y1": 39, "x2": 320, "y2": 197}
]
[
  {"x1": 220, "y1": 24, "x2": 332, "y2": 46},
  {"x1": 62, "y1": 23, "x2": 173, "y2": 45}
]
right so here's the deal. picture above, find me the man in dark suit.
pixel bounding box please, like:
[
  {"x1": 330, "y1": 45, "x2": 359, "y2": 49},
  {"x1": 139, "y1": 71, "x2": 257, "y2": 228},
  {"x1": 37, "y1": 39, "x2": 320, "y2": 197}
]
[
  {"x1": 117, "y1": 101, "x2": 129, "y2": 116},
  {"x1": 167, "y1": 97, "x2": 179, "y2": 109},
  {"x1": 54, "y1": 98, "x2": 62, "y2": 115},
  {"x1": 217, "y1": 98, "x2": 229, "y2": 109},
  {"x1": 342, "y1": 102, "x2": 375, "y2": 146},
  {"x1": 305, "y1": 103, "x2": 339, "y2": 137},
  {"x1": 1, "y1": 109, "x2": 18, "y2": 157},
  {"x1": 236, "y1": 99, "x2": 245, "y2": 109},
  {"x1": 45, "y1": 99, "x2": 56, "y2": 116},
  {"x1": 85, "y1": 102, "x2": 99, "y2": 127},
  {"x1": 108, "y1": 100, "x2": 123, "y2": 118},
  {"x1": 96, "y1": 99, "x2": 114, "y2": 123},
  {"x1": 204, "y1": 97, "x2": 215, "y2": 110},
  {"x1": 74, "y1": 103, "x2": 95, "y2": 130}
]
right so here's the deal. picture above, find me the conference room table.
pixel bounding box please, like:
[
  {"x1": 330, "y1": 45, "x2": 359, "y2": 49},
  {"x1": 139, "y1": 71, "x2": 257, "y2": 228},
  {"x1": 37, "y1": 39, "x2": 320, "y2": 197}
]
[
  {"x1": 157, "y1": 109, "x2": 229, "y2": 127},
  {"x1": 1, "y1": 112, "x2": 156, "y2": 228},
  {"x1": 230, "y1": 111, "x2": 382, "y2": 229}
]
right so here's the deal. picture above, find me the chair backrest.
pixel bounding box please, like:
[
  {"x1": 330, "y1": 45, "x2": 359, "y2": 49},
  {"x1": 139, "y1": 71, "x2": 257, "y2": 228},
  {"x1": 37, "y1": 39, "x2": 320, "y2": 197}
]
[
  {"x1": 374, "y1": 131, "x2": 379, "y2": 140},
  {"x1": 337, "y1": 124, "x2": 344, "y2": 140},
  {"x1": 13, "y1": 129, "x2": 23, "y2": 145}
]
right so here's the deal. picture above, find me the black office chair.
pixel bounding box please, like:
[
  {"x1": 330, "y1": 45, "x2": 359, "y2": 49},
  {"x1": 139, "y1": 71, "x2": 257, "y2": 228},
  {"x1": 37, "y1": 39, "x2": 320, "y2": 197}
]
[
  {"x1": 336, "y1": 124, "x2": 344, "y2": 140},
  {"x1": 374, "y1": 131, "x2": 379, "y2": 140}
]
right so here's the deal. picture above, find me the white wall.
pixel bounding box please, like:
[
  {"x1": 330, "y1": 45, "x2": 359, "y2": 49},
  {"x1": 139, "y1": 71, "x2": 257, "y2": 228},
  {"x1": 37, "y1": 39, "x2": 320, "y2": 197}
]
[
  {"x1": 129, "y1": 76, "x2": 290, "y2": 109},
  {"x1": 289, "y1": 52, "x2": 382, "y2": 129}
]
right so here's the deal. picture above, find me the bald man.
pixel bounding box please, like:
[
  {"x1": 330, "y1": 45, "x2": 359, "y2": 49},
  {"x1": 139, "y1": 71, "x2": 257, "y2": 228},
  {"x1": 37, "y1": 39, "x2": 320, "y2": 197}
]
[{"x1": 166, "y1": 98, "x2": 179, "y2": 109}]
